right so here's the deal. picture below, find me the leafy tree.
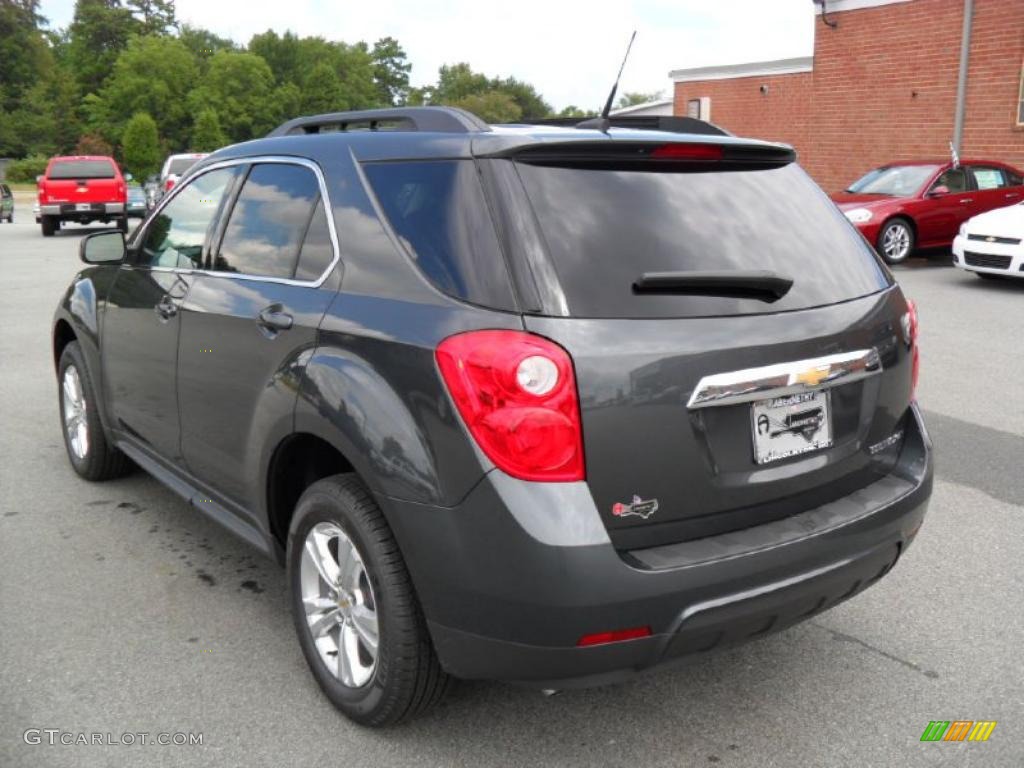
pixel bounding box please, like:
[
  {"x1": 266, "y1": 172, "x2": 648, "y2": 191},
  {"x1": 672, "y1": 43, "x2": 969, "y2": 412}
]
[
  {"x1": 121, "y1": 111, "x2": 161, "y2": 178},
  {"x1": 272, "y1": 82, "x2": 302, "y2": 125},
  {"x1": 4, "y1": 155, "x2": 49, "y2": 183},
  {"x1": 248, "y1": 30, "x2": 304, "y2": 85},
  {"x1": 190, "y1": 108, "x2": 226, "y2": 152},
  {"x1": 301, "y1": 62, "x2": 346, "y2": 115},
  {"x1": 371, "y1": 36, "x2": 410, "y2": 106},
  {"x1": 491, "y1": 76, "x2": 550, "y2": 118},
  {"x1": 421, "y1": 63, "x2": 551, "y2": 120},
  {"x1": 67, "y1": 0, "x2": 137, "y2": 97},
  {"x1": 0, "y1": 0, "x2": 51, "y2": 107},
  {"x1": 89, "y1": 35, "x2": 198, "y2": 148},
  {"x1": 450, "y1": 92, "x2": 521, "y2": 124},
  {"x1": 179, "y1": 23, "x2": 236, "y2": 72},
  {"x1": 74, "y1": 133, "x2": 113, "y2": 155},
  {"x1": 187, "y1": 51, "x2": 277, "y2": 141},
  {"x1": 558, "y1": 105, "x2": 590, "y2": 118},
  {"x1": 125, "y1": 0, "x2": 175, "y2": 35},
  {"x1": 432, "y1": 63, "x2": 492, "y2": 103},
  {"x1": 616, "y1": 91, "x2": 663, "y2": 109}
]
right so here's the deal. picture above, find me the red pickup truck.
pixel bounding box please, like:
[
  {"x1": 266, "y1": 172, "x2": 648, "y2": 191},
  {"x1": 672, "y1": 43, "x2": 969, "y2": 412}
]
[{"x1": 38, "y1": 155, "x2": 129, "y2": 237}]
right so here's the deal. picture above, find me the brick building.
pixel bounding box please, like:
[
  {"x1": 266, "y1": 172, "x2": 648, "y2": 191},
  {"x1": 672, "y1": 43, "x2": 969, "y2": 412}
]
[{"x1": 670, "y1": 0, "x2": 1024, "y2": 192}]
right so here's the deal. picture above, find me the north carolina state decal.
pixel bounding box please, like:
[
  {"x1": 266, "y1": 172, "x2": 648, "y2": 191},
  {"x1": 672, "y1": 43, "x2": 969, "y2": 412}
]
[{"x1": 611, "y1": 495, "x2": 659, "y2": 520}]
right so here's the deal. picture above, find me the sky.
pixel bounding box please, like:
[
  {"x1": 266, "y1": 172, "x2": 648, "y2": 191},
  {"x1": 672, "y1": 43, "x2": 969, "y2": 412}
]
[{"x1": 39, "y1": 0, "x2": 816, "y2": 111}]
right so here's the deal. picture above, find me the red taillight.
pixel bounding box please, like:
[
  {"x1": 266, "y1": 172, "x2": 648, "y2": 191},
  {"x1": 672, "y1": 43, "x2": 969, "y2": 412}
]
[
  {"x1": 577, "y1": 626, "x2": 652, "y2": 647},
  {"x1": 436, "y1": 330, "x2": 585, "y2": 482},
  {"x1": 904, "y1": 299, "x2": 920, "y2": 398},
  {"x1": 165, "y1": 178, "x2": 176, "y2": 191},
  {"x1": 650, "y1": 143, "x2": 723, "y2": 161}
]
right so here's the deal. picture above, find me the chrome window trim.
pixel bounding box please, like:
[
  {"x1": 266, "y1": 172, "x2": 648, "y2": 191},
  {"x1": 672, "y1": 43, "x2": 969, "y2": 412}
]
[
  {"x1": 130, "y1": 155, "x2": 341, "y2": 288},
  {"x1": 687, "y1": 348, "x2": 882, "y2": 410}
]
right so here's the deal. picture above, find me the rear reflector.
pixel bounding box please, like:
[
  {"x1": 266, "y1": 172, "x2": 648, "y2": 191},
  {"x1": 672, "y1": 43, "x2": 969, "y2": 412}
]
[
  {"x1": 576, "y1": 626, "x2": 652, "y2": 647},
  {"x1": 650, "y1": 143, "x2": 723, "y2": 161}
]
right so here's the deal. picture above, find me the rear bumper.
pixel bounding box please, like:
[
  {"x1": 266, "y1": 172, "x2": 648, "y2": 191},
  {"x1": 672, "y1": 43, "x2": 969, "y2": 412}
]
[
  {"x1": 41, "y1": 203, "x2": 125, "y2": 217},
  {"x1": 381, "y1": 404, "x2": 932, "y2": 688}
]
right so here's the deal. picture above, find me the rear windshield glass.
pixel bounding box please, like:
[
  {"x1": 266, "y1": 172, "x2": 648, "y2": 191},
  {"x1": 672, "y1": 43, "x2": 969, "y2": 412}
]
[
  {"x1": 168, "y1": 157, "x2": 201, "y2": 176},
  {"x1": 363, "y1": 160, "x2": 516, "y2": 311},
  {"x1": 515, "y1": 162, "x2": 890, "y2": 319},
  {"x1": 49, "y1": 160, "x2": 116, "y2": 179}
]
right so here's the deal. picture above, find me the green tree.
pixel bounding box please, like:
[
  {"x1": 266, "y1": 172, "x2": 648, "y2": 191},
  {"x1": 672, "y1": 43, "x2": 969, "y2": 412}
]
[
  {"x1": 89, "y1": 35, "x2": 199, "y2": 148},
  {"x1": 421, "y1": 63, "x2": 551, "y2": 120},
  {"x1": 121, "y1": 111, "x2": 161, "y2": 178},
  {"x1": 190, "y1": 108, "x2": 227, "y2": 152},
  {"x1": 558, "y1": 105, "x2": 590, "y2": 118},
  {"x1": 248, "y1": 29, "x2": 303, "y2": 85},
  {"x1": 371, "y1": 36, "x2": 410, "y2": 105},
  {"x1": 179, "y1": 23, "x2": 236, "y2": 72},
  {"x1": 616, "y1": 91, "x2": 663, "y2": 109},
  {"x1": 74, "y1": 133, "x2": 113, "y2": 155},
  {"x1": 187, "y1": 51, "x2": 276, "y2": 142},
  {"x1": 450, "y1": 92, "x2": 521, "y2": 123},
  {"x1": 125, "y1": 0, "x2": 175, "y2": 35},
  {"x1": 301, "y1": 62, "x2": 346, "y2": 115},
  {"x1": 67, "y1": 0, "x2": 137, "y2": 97},
  {"x1": 492, "y1": 76, "x2": 551, "y2": 118}
]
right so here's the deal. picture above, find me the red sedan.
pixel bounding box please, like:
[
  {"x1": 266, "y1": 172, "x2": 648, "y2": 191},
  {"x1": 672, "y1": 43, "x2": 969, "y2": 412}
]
[{"x1": 831, "y1": 160, "x2": 1024, "y2": 264}]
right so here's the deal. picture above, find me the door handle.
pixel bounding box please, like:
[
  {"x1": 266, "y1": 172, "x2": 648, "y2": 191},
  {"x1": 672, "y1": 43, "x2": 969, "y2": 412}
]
[
  {"x1": 1007, "y1": 192, "x2": 1021, "y2": 199},
  {"x1": 154, "y1": 295, "x2": 177, "y2": 320},
  {"x1": 257, "y1": 306, "x2": 293, "y2": 332},
  {"x1": 959, "y1": 198, "x2": 973, "y2": 204}
]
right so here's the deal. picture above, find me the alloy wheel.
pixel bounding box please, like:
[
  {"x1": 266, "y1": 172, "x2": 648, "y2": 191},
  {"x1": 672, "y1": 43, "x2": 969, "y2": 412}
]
[
  {"x1": 882, "y1": 223, "x2": 911, "y2": 262},
  {"x1": 62, "y1": 365, "x2": 89, "y2": 459},
  {"x1": 300, "y1": 522, "x2": 380, "y2": 688}
]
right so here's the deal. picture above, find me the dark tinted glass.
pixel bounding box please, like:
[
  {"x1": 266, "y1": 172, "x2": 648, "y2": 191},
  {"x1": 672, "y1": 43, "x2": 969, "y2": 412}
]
[
  {"x1": 168, "y1": 156, "x2": 202, "y2": 176},
  {"x1": 49, "y1": 160, "x2": 116, "y2": 179},
  {"x1": 931, "y1": 168, "x2": 968, "y2": 193},
  {"x1": 214, "y1": 163, "x2": 319, "y2": 278},
  {"x1": 363, "y1": 160, "x2": 516, "y2": 310},
  {"x1": 1008, "y1": 170, "x2": 1024, "y2": 186},
  {"x1": 294, "y1": 198, "x2": 334, "y2": 282},
  {"x1": 516, "y1": 162, "x2": 890, "y2": 319},
  {"x1": 137, "y1": 168, "x2": 235, "y2": 269}
]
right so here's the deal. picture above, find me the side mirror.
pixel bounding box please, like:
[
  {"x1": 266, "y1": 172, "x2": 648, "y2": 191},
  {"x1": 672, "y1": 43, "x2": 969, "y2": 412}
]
[
  {"x1": 928, "y1": 185, "x2": 950, "y2": 197},
  {"x1": 36, "y1": 175, "x2": 44, "y2": 183},
  {"x1": 125, "y1": 173, "x2": 134, "y2": 182},
  {"x1": 80, "y1": 231, "x2": 126, "y2": 265}
]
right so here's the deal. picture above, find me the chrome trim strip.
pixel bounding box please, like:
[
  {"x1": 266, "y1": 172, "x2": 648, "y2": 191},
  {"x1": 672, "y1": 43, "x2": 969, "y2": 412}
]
[
  {"x1": 687, "y1": 348, "x2": 882, "y2": 410},
  {"x1": 130, "y1": 155, "x2": 341, "y2": 288}
]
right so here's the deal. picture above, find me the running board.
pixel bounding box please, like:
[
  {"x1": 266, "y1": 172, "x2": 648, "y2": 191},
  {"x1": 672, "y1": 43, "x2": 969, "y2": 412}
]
[{"x1": 116, "y1": 440, "x2": 272, "y2": 557}]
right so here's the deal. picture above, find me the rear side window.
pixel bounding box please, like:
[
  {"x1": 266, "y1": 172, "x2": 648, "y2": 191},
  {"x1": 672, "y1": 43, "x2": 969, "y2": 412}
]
[
  {"x1": 515, "y1": 162, "x2": 890, "y2": 319},
  {"x1": 214, "y1": 163, "x2": 320, "y2": 278},
  {"x1": 969, "y1": 167, "x2": 1006, "y2": 190},
  {"x1": 363, "y1": 160, "x2": 516, "y2": 310},
  {"x1": 49, "y1": 160, "x2": 116, "y2": 179},
  {"x1": 167, "y1": 156, "x2": 201, "y2": 177},
  {"x1": 294, "y1": 198, "x2": 334, "y2": 282}
]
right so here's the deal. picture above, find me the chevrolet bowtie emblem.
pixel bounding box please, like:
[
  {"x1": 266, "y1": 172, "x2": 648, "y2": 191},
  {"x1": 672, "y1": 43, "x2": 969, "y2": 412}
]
[
  {"x1": 794, "y1": 366, "x2": 829, "y2": 387},
  {"x1": 985, "y1": 236, "x2": 996, "y2": 242}
]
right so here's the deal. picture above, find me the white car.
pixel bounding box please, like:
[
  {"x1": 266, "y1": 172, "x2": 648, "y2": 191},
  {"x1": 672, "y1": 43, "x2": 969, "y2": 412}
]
[
  {"x1": 952, "y1": 202, "x2": 1024, "y2": 279},
  {"x1": 158, "y1": 152, "x2": 209, "y2": 195}
]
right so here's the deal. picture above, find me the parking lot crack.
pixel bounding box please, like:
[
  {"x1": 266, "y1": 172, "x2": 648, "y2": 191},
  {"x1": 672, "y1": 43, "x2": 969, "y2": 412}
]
[{"x1": 811, "y1": 622, "x2": 939, "y2": 679}]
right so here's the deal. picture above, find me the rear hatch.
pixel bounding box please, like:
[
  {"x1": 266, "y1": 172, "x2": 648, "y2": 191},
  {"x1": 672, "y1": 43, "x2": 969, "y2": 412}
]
[
  {"x1": 484, "y1": 137, "x2": 915, "y2": 549},
  {"x1": 43, "y1": 158, "x2": 123, "y2": 206}
]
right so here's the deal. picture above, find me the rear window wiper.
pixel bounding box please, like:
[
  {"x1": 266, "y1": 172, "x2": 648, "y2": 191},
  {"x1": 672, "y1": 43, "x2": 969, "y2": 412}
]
[{"x1": 633, "y1": 270, "x2": 793, "y2": 302}]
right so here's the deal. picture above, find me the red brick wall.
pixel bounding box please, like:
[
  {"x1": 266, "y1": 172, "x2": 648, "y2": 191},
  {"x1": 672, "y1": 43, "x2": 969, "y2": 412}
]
[{"x1": 673, "y1": 0, "x2": 1024, "y2": 193}]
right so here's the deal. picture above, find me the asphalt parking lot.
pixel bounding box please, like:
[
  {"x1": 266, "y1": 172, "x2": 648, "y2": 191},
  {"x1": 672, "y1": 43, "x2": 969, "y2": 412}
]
[{"x1": 1, "y1": 199, "x2": 1022, "y2": 768}]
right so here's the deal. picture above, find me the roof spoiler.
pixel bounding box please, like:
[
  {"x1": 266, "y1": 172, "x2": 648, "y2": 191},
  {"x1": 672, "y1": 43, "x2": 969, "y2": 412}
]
[
  {"x1": 267, "y1": 107, "x2": 491, "y2": 137},
  {"x1": 517, "y1": 115, "x2": 731, "y2": 137}
]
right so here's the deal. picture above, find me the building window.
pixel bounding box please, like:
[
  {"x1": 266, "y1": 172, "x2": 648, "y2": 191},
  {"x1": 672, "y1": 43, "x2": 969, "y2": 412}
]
[
  {"x1": 1018, "y1": 66, "x2": 1024, "y2": 125},
  {"x1": 687, "y1": 97, "x2": 712, "y2": 121}
]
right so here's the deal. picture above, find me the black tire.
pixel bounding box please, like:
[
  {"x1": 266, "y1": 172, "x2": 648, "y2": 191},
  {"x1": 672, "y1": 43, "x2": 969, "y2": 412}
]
[
  {"x1": 877, "y1": 218, "x2": 915, "y2": 265},
  {"x1": 57, "y1": 341, "x2": 132, "y2": 481},
  {"x1": 41, "y1": 215, "x2": 56, "y2": 237},
  {"x1": 287, "y1": 474, "x2": 450, "y2": 726}
]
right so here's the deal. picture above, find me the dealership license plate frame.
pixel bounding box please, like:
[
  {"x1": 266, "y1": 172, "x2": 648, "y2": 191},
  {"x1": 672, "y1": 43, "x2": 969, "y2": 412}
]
[
  {"x1": 75, "y1": 203, "x2": 92, "y2": 212},
  {"x1": 751, "y1": 389, "x2": 833, "y2": 465}
]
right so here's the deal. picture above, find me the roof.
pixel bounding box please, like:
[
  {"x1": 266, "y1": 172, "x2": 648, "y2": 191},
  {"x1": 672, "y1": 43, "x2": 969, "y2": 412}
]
[
  {"x1": 609, "y1": 98, "x2": 674, "y2": 116},
  {"x1": 669, "y1": 56, "x2": 814, "y2": 83}
]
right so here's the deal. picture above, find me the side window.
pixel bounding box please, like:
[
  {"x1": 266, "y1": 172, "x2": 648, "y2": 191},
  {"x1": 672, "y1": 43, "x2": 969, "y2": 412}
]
[
  {"x1": 213, "y1": 163, "x2": 320, "y2": 278},
  {"x1": 294, "y1": 198, "x2": 334, "y2": 282},
  {"x1": 969, "y1": 166, "x2": 1007, "y2": 190},
  {"x1": 137, "y1": 168, "x2": 236, "y2": 269},
  {"x1": 1008, "y1": 170, "x2": 1024, "y2": 187},
  {"x1": 931, "y1": 168, "x2": 968, "y2": 194}
]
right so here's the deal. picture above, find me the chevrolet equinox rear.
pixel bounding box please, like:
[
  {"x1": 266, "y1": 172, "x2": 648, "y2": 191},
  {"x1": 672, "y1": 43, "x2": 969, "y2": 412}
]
[{"x1": 52, "y1": 108, "x2": 932, "y2": 726}]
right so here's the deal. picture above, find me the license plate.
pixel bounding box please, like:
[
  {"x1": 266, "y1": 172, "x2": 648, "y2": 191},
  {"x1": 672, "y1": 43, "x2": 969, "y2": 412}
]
[
  {"x1": 751, "y1": 390, "x2": 832, "y2": 465},
  {"x1": 75, "y1": 203, "x2": 92, "y2": 211}
]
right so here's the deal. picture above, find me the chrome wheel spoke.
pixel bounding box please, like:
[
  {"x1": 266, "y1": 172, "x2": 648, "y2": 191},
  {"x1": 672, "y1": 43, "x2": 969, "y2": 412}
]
[
  {"x1": 304, "y1": 530, "x2": 340, "y2": 587},
  {"x1": 350, "y1": 602, "x2": 379, "y2": 654},
  {"x1": 338, "y1": 624, "x2": 357, "y2": 685},
  {"x1": 62, "y1": 366, "x2": 89, "y2": 459},
  {"x1": 308, "y1": 606, "x2": 341, "y2": 638}
]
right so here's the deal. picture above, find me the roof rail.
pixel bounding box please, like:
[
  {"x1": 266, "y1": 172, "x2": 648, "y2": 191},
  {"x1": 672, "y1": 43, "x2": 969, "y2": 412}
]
[
  {"x1": 267, "y1": 106, "x2": 491, "y2": 137},
  {"x1": 515, "y1": 115, "x2": 731, "y2": 137}
]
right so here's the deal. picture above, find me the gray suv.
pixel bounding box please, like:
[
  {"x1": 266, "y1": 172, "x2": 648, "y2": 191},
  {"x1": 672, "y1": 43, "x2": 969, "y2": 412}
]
[{"x1": 52, "y1": 107, "x2": 932, "y2": 726}]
